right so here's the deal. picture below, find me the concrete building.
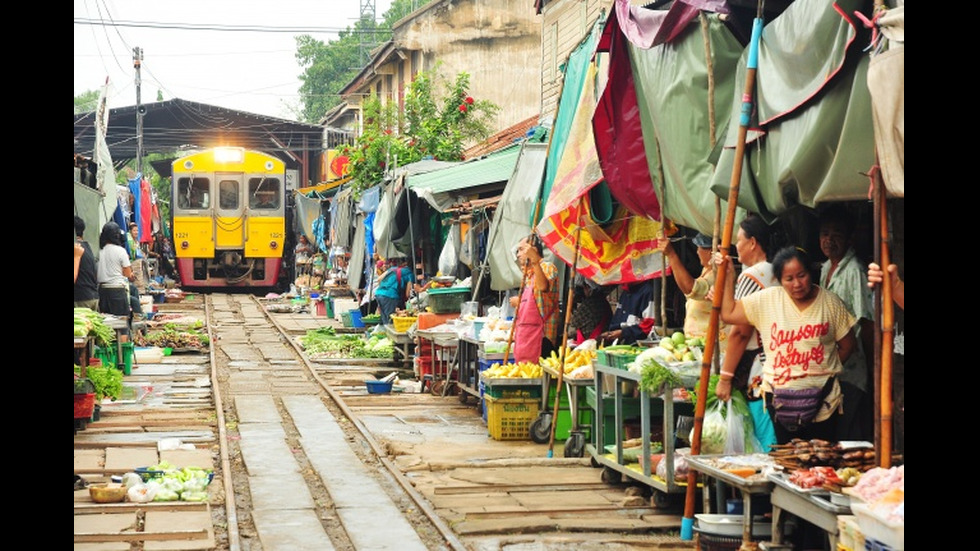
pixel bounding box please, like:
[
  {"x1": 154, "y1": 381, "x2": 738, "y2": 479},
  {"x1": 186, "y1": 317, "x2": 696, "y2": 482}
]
[{"x1": 323, "y1": 0, "x2": 541, "y2": 144}]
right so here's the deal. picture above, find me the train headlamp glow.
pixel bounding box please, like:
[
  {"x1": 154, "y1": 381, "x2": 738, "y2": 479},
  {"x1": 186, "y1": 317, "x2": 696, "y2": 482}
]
[
  {"x1": 265, "y1": 161, "x2": 275, "y2": 170},
  {"x1": 214, "y1": 147, "x2": 245, "y2": 164}
]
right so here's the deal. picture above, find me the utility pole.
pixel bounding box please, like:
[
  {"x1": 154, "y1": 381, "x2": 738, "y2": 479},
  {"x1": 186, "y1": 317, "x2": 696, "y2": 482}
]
[
  {"x1": 358, "y1": 0, "x2": 376, "y2": 67},
  {"x1": 133, "y1": 47, "x2": 144, "y2": 177}
]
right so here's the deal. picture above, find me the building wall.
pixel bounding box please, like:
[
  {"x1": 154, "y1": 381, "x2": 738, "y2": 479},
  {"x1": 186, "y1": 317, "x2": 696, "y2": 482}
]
[
  {"x1": 395, "y1": 0, "x2": 542, "y2": 134},
  {"x1": 538, "y1": 0, "x2": 611, "y2": 120}
]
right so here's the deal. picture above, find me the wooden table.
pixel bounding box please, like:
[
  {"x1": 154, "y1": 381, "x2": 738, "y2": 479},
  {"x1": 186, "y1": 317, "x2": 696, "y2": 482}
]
[{"x1": 75, "y1": 337, "x2": 93, "y2": 377}]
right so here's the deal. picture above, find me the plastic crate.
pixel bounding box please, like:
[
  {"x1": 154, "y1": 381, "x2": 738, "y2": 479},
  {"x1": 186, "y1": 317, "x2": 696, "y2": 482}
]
[
  {"x1": 485, "y1": 395, "x2": 540, "y2": 441},
  {"x1": 596, "y1": 349, "x2": 639, "y2": 369},
  {"x1": 851, "y1": 503, "x2": 903, "y2": 550},
  {"x1": 342, "y1": 309, "x2": 365, "y2": 328},
  {"x1": 426, "y1": 287, "x2": 471, "y2": 313},
  {"x1": 484, "y1": 385, "x2": 541, "y2": 399},
  {"x1": 391, "y1": 315, "x2": 417, "y2": 333}
]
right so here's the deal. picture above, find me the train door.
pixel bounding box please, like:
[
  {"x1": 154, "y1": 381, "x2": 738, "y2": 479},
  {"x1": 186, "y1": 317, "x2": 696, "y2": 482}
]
[
  {"x1": 245, "y1": 176, "x2": 284, "y2": 258},
  {"x1": 215, "y1": 173, "x2": 246, "y2": 250}
]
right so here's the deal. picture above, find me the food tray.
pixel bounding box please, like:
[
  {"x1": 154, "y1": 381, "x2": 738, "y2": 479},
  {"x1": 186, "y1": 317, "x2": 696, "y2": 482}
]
[
  {"x1": 686, "y1": 455, "x2": 776, "y2": 490},
  {"x1": 811, "y1": 493, "x2": 853, "y2": 514},
  {"x1": 767, "y1": 472, "x2": 831, "y2": 495}
]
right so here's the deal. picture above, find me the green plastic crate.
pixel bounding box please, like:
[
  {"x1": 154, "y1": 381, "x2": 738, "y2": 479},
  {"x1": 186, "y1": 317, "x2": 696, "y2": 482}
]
[{"x1": 426, "y1": 287, "x2": 471, "y2": 313}]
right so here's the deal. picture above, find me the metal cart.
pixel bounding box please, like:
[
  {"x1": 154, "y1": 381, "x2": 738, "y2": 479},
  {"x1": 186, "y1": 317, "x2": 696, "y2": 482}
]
[
  {"x1": 531, "y1": 364, "x2": 594, "y2": 457},
  {"x1": 585, "y1": 362, "x2": 695, "y2": 508}
]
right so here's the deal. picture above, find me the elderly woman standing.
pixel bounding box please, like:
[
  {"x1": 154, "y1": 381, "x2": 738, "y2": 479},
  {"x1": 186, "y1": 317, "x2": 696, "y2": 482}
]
[{"x1": 719, "y1": 246, "x2": 857, "y2": 444}]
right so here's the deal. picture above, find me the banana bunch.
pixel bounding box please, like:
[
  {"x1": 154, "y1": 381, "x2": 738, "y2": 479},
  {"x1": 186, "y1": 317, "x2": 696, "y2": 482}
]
[
  {"x1": 539, "y1": 347, "x2": 597, "y2": 375},
  {"x1": 484, "y1": 361, "x2": 542, "y2": 378}
]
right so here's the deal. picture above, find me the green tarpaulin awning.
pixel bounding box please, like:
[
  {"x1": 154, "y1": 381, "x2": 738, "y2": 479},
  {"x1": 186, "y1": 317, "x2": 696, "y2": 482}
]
[{"x1": 406, "y1": 143, "x2": 522, "y2": 212}]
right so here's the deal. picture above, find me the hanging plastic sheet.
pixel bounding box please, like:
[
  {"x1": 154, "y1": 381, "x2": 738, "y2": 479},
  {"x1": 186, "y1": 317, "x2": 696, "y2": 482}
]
[
  {"x1": 139, "y1": 176, "x2": 153, "y2": 244},
  {"x1": 347, "y1": 214, "x2": 366, "y2": 292},
  {"x1": 539, "y1": 21, "x2": 603, "y2": 213},
  {"x1": 708, "y1": 0, "x2": 877, "y2": 218},
  {"x1": 486, "y1": 142, "x2": 548, "y2": 291},
  {"x1": 867, "y1": 5, "x2": 904, "y2": 196},
  {"x1": 294, "y1": 191, "x2": 323, "y2": 244},
  {"x1": 536, "y1": 59, "x2": 667, "y2": 285},
  {"x1": 592, "y1": 5, "x2": 661, "y2": 221},
  {"x1": 624, "y1": 5, "x2": 743, "y2": 234}
]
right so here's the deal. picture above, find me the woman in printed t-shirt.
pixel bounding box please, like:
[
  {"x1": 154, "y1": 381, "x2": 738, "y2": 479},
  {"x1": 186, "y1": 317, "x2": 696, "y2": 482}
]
[{"x1": 719, "y1": 246, "x2": 857, "y2": 445}]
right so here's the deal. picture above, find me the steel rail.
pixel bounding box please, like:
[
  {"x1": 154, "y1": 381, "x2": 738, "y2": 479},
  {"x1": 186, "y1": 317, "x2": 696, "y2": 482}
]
[{"x1": 257, "y1": 295, "x2": 467, "y2": 551}]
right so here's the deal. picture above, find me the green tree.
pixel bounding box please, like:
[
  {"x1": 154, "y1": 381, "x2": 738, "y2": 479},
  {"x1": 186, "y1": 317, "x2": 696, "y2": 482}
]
[
  {"x1": 74, "y1": 89, "x2": 100, "y2": 114},
  {"x1": 341, "y1": 68, "x2": 499, "y2": 197},
  {"x1": 295, "y1": 0, "x2": 416, "y2": 122}
]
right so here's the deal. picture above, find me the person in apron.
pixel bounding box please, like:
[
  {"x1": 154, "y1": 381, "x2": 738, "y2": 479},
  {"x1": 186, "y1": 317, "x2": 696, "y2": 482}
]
[{"x1": 510, "y1": 236, "x2": 559, "y2": 363}]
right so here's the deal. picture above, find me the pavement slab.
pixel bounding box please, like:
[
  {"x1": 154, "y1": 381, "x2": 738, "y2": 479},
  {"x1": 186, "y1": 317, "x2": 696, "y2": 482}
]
[{"x1": 251, "y1": 508, "x2": 336, "y2": 550}]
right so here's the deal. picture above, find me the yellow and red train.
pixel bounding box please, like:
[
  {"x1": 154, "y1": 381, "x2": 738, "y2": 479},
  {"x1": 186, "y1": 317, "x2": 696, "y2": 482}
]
[{"x1": 170, "y1": 147, "x2": 286, "y2": 289}]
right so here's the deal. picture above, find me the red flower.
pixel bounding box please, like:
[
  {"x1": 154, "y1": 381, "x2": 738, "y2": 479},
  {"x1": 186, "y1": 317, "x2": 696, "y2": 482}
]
[
  {"x1": 459, "y1": 104, "x2": 468, "y2": 113},
  {"x1": 464, "y1": 96, "x2": 474, "y2": 105}
]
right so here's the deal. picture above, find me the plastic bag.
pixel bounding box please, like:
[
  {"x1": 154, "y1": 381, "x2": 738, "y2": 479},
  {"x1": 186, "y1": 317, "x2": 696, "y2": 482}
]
[
  {"x1": 693, "y1": 400, "x2": 727, "y2": 455},
  {"x1": 724, "y1": 400, "x2": 746, "y2": 454},
  {"x1": 656, "y1": 448, "x2": 691, "y2": 480}
]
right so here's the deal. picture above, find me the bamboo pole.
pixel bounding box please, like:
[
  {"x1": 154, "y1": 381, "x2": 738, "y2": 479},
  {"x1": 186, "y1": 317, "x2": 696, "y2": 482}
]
[
  {"x1": 548, "y1": 224, "x2": 583, "y2": 458},
  {"x1": 876, "y1": 171, "x2": 894, "y2": 468},
  {"x1": 681, "y1": 12, "x2": 764, "y2": 542}
]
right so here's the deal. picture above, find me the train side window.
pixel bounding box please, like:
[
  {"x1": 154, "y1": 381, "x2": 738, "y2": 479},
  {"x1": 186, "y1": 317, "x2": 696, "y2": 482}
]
[
  {"x1": 178, "y1": 178, "x2": 210, "y2": 209},
  {"x1": 219, "y1": 179, "x2": 240, "y2": 209},
  {"x1": 249, "y1": 177, "x2": 281, "y2": 209}
]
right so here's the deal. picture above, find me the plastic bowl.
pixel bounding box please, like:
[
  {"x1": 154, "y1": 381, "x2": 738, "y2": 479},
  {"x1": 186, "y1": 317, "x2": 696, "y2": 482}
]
[
  {"x1": 365, "y1": 380, "x2": 393, "y2": 394},
  {"x1": 695, "y1": 514, "x2": 772, "y2": 538},
  {"x1": 134, "y1": 467, "x2": 166, "y2": 482},
  {"x1": 89, "y1": 483, "x2": 127, "y2": 503}
]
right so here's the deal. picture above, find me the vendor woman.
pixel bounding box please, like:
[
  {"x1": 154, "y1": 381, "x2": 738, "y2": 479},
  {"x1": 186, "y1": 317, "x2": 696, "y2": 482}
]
[{"x1": 509, "y1": 235, "x2": 559, "y2": 363}]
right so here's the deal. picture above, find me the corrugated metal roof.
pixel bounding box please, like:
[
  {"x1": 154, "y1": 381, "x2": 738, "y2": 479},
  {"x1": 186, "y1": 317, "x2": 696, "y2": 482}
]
[{"x1": 405, "y1": 142, "x2": 522, "y2": 194}]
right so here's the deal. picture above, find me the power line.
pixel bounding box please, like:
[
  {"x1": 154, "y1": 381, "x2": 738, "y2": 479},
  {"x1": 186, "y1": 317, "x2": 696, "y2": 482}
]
[{"x1": 74, "y1": 17, "x2": 390, "y2": 34}]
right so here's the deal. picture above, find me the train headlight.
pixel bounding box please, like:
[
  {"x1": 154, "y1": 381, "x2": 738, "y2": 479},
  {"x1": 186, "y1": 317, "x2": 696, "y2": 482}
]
[
  {"x1": 270, "y1": 241, "x2": 279, "y2": 250},
  {"x1": 181, "y1": 240, "x2": 190, "y2": 250}
]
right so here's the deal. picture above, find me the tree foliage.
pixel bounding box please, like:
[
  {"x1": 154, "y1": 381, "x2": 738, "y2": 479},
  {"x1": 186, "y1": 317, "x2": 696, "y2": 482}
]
[
  {"x1": 296, "y1": 0, "x2": 416, "y2": 123},
  {"x1": 340, "y1": 68, "x2": 500, "y2": 197},
  {"x1": 74, "y1": 89, "x2": 100, "y2": 114}
]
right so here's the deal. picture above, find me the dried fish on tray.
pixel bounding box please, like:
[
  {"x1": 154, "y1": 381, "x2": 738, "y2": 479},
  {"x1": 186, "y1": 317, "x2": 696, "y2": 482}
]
[{"x1": 769, "y1": 438, "x2": 876, "y2": 472}]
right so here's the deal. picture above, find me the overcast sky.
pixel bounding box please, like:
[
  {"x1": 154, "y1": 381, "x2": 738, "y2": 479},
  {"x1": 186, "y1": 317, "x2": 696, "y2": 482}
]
[{"x1": 74, "y1": 0, "x2": 393, "y2": 120}]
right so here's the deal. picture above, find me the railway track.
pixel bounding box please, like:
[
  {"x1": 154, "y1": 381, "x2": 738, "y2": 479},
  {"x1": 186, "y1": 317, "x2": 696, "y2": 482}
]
[{"x1": 75, "y1": 292, "x2": 695, "y2": 550}]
